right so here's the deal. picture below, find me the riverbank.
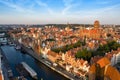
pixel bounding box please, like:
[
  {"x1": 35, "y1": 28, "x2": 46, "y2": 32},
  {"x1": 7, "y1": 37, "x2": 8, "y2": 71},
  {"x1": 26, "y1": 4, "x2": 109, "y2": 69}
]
[
  {"x1": 0, "y1": 49, "x2": 4, "y2": 80},
  {"x1": 1, "y1": 45, "x2": 68, "y2": 80},
  {"x1": 21, "y1": 44, "x2": 80, "y2": 80},
  {"x1": 0, "y1": 47, "x2": 12, "y2": 80}
]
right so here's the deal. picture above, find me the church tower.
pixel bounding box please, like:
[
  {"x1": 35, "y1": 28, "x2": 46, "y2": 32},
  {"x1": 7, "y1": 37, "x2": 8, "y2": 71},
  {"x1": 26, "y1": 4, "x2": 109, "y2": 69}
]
[{"x1": 94, "y1": 20, "x2": 100, "y2": 29}]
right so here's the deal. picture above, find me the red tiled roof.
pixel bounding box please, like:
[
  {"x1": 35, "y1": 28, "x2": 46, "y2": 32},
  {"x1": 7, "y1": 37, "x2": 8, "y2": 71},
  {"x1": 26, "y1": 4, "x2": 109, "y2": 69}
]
[
  {"x1": 97, "y1": 57, "x2": 110, "y2": 68},
  {"x1": 47, "y1": 50, "x2": 58, "y2": 57},
  {"x1": 89, "y1": 63, "x2": 96, "y2": 74}
]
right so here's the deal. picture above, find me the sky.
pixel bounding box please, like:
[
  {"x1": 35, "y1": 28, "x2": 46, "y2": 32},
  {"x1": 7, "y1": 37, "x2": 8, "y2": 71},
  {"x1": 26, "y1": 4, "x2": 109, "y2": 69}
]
[{"x1": 0, "y1": 0, "x2": 120, "y2": 24}]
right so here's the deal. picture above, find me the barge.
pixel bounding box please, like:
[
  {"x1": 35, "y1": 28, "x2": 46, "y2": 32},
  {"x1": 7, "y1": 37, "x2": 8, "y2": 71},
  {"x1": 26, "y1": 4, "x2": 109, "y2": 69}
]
[
  {"x1": 15, "y1": 64, "x2": 29, "y2": 77},
  {"x1": 21, "y1": 62, "x2": 37, "y2": 79}
]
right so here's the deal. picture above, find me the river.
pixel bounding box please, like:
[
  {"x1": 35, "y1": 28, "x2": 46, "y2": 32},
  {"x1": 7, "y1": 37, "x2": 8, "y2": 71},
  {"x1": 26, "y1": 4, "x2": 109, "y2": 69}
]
[{"x1": 1, "y1": 45, "x2": 68, "y2": 80}]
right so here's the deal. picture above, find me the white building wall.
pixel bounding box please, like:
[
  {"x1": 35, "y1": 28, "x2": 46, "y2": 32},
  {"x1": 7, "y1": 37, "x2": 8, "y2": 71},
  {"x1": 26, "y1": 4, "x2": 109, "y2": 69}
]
[
  {"x1": 111, "y1": 52, "x2": 120, "y2": 66},
  {"x1": 116, "y1": 52, "x2": 120, "y2": 64}
]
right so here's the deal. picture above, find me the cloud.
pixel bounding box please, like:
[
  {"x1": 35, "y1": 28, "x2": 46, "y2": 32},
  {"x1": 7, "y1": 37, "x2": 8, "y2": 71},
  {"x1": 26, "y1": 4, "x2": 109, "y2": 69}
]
[
  {"x1": 0, "y1": 0, "x2": 119, "y2": 24},
  {"x1": 62, "y1": 0, "x2": 73, "y2": 15},
  {"x1": 0, "y1": 0, "x2": 24, "y2": 11},
  {"x1": 35, "y1": 0, "x2": 54, "y2": 15},
  {"x1": 61, "y1": 0, "x2": 80, "y2": 15},
  {"x1": 61, "y1": 4, "x2": 79, "y2": 15},
  {"x1": 35, "y1": 0, "x2": 47, "y2": 7},
  {"x1": 73, "y1": 3, "x2": 120, "y2": 16},
  {"x1": 61, "y1": 5, "x2": 72, "y2": 15},
  {"x1": 0, "y1": 0, "x2": 35, "y2": 14}
]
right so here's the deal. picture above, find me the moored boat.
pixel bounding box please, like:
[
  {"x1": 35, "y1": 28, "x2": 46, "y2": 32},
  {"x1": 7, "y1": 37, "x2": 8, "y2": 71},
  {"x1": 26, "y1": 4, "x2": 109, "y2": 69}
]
[
  {"x1": 15, "y1": 46, "x2": 21, "y2": 50},
  {"x1": 21, "y1": 62, "x2": 37, "y2": 79},
  {"x1": 15, "y1": 64, "x2": 29, "y2": 77}
]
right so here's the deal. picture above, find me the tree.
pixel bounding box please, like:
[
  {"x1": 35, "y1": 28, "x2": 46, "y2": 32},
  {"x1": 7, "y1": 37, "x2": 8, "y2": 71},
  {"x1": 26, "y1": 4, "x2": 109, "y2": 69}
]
[
  {"x1": 75, "y1": 49, "x2": 92, "y2": 61},
  {"x1": 92, "y1": 40, "x2": 120, "y2": 57},
  {"x1": 52, "y1": 40, "x2": 83, "y2": 53}
]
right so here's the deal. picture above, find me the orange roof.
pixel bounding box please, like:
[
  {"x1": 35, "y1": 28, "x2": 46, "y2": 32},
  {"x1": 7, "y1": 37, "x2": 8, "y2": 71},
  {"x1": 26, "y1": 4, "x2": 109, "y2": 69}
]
[
  {"x1": 0, "y1": 74, "x2": 2, "y2": 80},
  {"x1": 83, "y1": 29, "x2": 89, "y2": 33},
  {"x1": 47, "y1": 50, "x2": 58, "y2": 57},
  {"x1": 90, "y1": 29, "x2": 98, "y2": 34},
  {"x1": 105, "y1": 65, "x2": 120, "y2": 80},
  {"x1": 105, "y1": 53, "x2": 113, "y2": 60},
  {"x1": 79, "y1": 59, "x2": 85, "y2": 65},
  {"x1": 89, "y1": 63, "x2": 96, "y2": 74},
  {"x1": 97, "y1": 57, "x2": 110, "y2": 68}
]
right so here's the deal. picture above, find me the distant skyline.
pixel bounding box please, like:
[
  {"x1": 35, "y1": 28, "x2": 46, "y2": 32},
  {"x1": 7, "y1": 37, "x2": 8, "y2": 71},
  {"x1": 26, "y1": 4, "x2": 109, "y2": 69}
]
[{"x1": 0, "y1": 0, "x2": 120, "y2": 24}]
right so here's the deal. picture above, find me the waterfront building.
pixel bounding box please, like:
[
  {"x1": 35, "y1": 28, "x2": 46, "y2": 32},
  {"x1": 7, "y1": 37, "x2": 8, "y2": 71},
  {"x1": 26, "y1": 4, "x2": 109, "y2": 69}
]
[
  {"x1": 47, "y1": 50, "x2": 60, "y2": 63},
  {"x1": 41, "y1": 47, "x2": 50, "y2": 58}
]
